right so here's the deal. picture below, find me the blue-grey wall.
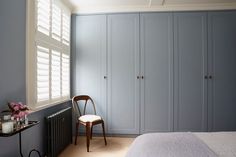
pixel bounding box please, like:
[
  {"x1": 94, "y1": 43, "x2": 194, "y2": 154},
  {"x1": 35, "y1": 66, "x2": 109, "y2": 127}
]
[{"x1": 0, "y1": 0, "x2": 71, "y2": 156}]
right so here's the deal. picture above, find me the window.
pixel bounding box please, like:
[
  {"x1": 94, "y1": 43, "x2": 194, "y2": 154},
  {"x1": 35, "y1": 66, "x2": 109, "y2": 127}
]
[{"x1": 27, "y1": 0, "x2": 71, "y2": 110}]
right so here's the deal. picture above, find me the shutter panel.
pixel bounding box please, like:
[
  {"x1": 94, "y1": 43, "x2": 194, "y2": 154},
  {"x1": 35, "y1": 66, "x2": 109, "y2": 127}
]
[
  {"x1": 52, "y1": 2, "x2": 61, "y2": 41},
  {"x1": 37, "y1": 0, "x2": 50, "y2": 36},
  {"x1": 62, "y1": 53, "x2": 70, "y2": 96},
  {"x1": 37, "y1": 45, "x2": 50, "y2": 102},
  {"x1": 62, "y1": 12, "x2": 70, "y2": 45},
  {"x1": 32, "y1": 0, "x2": 70, "y2": 107},
  {"x1": 51, "y1": 50, "x2": 61, "y2": 98}
]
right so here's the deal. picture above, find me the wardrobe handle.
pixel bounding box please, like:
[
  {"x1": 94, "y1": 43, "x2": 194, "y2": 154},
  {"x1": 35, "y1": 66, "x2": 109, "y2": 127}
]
[
  {"x1": 209, "y1": 75, "x2": 213, "y2": 79},
  {"x1": 204, "y1": 75, "x2": 208, "y2": 79},
  {"x1": 137, "y1": 76, "x2": 140, "y2": 79},
  {"x1": 141, "y1": 76, "x2": 144, "y2": 79},
  {"x1": 104, "y1": 76, "x2": 107, "y2": 79}
]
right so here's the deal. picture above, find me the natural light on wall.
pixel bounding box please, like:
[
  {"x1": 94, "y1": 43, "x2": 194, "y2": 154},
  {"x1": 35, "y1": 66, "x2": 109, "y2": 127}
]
[{"x1": 26, "y1": 0, "x2": 71, "y2": 110}]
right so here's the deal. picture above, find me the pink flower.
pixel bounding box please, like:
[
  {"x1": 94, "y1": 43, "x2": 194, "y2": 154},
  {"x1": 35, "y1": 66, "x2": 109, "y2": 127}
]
[
  {"x1": 13, "y1": 105, "x2": 20, "y2": 111},
  {"x1": 8, "y1": 102, "x2": 29, "y2": 119}
]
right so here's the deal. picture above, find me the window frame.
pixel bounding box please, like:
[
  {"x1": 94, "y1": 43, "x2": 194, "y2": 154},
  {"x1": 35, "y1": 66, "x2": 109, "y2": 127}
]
[{"x1": 26, "y1": 0, "x2": 71, "y2": 111}]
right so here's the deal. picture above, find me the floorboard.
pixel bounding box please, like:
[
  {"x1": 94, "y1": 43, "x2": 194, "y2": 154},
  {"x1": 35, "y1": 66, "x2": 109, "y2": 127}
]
[{"x1": 59, "y1": 136, "x2": 135, "y2": 157}]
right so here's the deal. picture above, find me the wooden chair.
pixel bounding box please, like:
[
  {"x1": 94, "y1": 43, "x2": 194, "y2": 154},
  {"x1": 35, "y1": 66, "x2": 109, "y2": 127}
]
[{"x1": 72, "y1": 95, "x2": 107, "y2": 152}]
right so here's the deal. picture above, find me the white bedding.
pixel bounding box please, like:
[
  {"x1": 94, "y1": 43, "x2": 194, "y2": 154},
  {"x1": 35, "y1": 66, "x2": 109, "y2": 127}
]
[
  {"x1": 194, "y1": 132, "x2": 236, "y2": 157},
  {"x1": 126, "y1": 132, "x2": 236, "y2": 157}
]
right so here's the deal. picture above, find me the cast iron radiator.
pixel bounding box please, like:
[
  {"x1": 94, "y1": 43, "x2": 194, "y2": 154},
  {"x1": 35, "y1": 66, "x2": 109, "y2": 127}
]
[{"x1": 46, "y1": 107, "x2": 72, "y2": 157}]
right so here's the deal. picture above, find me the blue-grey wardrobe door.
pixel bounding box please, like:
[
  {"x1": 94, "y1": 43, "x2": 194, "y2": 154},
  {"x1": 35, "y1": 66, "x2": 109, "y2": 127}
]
[
  {"x1": 140, "y1": 13, "x2": 174, "y2": 133},
  {"x1": 107, "y1": 14, "x2": 140, "y2": 134},
  {"x1": 74, "y1": 15, "x2": 107, "y2": 132},
  {"x1": 208, "y1": 11, "x2": 236, "y2": 131},
  {"x1": 174, "y1": 12, "x2": 208, "y2": 131}
]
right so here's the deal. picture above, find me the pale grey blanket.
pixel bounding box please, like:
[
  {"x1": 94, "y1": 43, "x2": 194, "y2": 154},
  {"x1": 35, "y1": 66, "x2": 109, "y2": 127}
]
[{"x1": 125, "y1": 132, "x2": 218, "y2": 157}]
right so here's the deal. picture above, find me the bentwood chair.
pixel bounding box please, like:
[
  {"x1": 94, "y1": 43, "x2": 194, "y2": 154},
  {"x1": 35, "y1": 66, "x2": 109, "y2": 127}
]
[{"x1": 72, "y1": 95, "x2": 107, "y2": 152}]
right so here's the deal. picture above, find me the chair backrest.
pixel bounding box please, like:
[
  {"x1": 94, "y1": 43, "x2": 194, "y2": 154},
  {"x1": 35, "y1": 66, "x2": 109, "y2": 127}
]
[{"x1": 72, "y1": 95, "x2": 97, "y2": 117}]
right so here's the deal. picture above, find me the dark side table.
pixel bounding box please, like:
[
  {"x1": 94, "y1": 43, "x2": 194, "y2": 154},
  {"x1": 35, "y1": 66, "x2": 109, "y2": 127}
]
[{"x1": 0, "y1": 121, "x2": 41, "y2": 157}]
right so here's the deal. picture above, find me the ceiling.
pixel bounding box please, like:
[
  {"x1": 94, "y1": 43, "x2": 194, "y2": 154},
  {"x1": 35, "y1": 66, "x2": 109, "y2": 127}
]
[{"x1": 63, "y1": 0, "x2": 236, "y2": 13}]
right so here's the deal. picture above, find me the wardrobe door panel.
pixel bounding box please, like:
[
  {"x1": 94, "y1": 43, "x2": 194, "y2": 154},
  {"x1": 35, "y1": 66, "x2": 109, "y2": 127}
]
[
  {"x1": 208, "y1": 11, "x2": 236, "y2": 131},
  {"x1": 140, "y1": 13, "x2": 174, "y2": 133},
  {"x1": 107, "y1": 14, "x2": 140, "y2": 134},
  {"x1": 75, "y1": 15, "x2": 107, "y2": 132},
  {"x1": 174, "y1": 12, "x2": 208, "y2": 131}
]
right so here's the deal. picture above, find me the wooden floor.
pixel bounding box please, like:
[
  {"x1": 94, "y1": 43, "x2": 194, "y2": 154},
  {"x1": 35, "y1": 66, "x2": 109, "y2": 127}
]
[{"x1": 59, "y1": 136, "x2": 135, "y2": 157}]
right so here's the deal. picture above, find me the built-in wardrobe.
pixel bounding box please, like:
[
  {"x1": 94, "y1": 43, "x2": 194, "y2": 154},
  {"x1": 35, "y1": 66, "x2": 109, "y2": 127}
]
[{"x1": 72, "y1": 11, "x2": 236, "y2": 134}]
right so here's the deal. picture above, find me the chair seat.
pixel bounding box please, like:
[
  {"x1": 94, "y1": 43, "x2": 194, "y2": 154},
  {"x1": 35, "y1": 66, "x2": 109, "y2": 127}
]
[{"x1": 79, "y1": 114, "x2": 102, "y2": 123}]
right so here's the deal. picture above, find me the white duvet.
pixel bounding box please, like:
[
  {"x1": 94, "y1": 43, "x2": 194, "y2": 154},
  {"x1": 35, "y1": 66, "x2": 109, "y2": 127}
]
[
  {"x1": 195, "y1": 132, "x2": 236, "y2": 157},
  {"x1": 126, "y1": 132, "x2": 236, "y2": 157}
]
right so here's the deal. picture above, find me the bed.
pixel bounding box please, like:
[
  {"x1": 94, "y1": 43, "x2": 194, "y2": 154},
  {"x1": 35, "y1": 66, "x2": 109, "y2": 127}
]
[{"x1": 125, "y1": 132, "x2": 236, "y2": 157}]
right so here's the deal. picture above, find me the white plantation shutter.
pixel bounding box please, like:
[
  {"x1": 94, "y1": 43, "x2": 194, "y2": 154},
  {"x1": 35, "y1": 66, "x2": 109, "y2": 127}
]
[
  {"x1": 52, "y1": 3, "x2": 61, "y2": 41},
  {"x1": 37, "y1": 0, "x2": 50, "y2": 36},
  {"x1": 29, "y1": 0, "x2": 70, "y2": 108},
  {"x1": 62, "y1": 12, "x2": 70, "y2": 45},
  {"x1": 51, "y1": 50, "x2": 61, "y2": 98},
  {"x1": 62, "y1": 53, "x2": 70, "y2": 96},
  {"x1": 37, "y1": 45, "x2": 50, "y2": 101}
]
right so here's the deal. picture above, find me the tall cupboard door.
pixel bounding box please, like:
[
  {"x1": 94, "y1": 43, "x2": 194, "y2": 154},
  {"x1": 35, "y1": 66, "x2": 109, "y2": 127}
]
[
  {"x1": 208, "y1": 11, "x2": 236, "y2": 131},
  {"x1": 140, "y1": 13, "x2": 174, "y2": 133},
  {"x1": 74, "y1": 15, "x2": 107, "y2": 132},
  {"x1": 107, "y1": 14, "x2": 140, "y2": 134},
  {"x1": 174, "y1": 13, "x2": 208, "y2": 131}
]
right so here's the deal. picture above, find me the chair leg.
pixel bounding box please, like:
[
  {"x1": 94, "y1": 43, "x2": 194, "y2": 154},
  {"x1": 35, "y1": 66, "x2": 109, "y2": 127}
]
[
  {"x1": 86, "y1": 123, "x2": 91, "y2": 152},
  {"x1": 102, "y1": 121, "x2": 107, "y2": 145},
  {"x1": 90, "y1": 125, "x2": 93, "y2": 140},
  {"x1": 75, "y1": 122, "x2": 79, "y2": 145}
]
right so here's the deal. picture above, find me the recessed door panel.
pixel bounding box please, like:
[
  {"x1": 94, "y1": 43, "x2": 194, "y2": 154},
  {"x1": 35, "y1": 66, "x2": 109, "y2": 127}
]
[
  {"x1": 140, "y1": 13, "x2": 174, "y2": 133},
  {"x1": 107, "y1": 14, "x2": 140, "y2": 134},
  {"x1": 174, "y1": 12, "x2": 208, "y2": 131}
]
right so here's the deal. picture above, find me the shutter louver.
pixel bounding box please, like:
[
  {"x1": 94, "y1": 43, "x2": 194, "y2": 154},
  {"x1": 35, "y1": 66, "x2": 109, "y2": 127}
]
[
  {"x1": 51, "y1": 50, "x2": 61, "y2": 98},
  {"x1": 62, "y1": 12, "x2": 70, "y2": 45},
  {"x1": 52, "y1": 3, "x2": 61, "y2": 41},
  {"x1": 62, "y1": 53, "x2": 69, "y2": 96},
  {"x1": 37, "y1": 0, "x2": 50, "y2": 36},
  {"x1": 37, "y1": 46, "x2": 50, "y2": 102}
]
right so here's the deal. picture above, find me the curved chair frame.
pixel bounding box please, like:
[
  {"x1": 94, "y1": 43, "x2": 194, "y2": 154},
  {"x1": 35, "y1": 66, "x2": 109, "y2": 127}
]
[{"x1": 72, "y1": 95, "x2": 107, "y2": 152}]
